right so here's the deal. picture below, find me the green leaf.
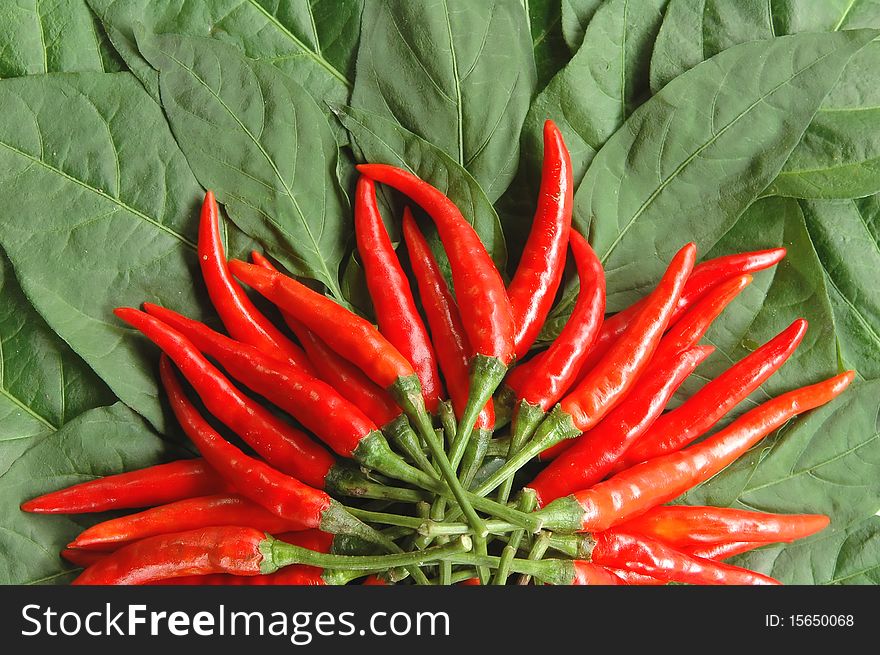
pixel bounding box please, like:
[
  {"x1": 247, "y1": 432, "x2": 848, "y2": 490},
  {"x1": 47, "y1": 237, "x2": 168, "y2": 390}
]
[
  {"x1": 575, "y1": 30, "x2": 876, "y2": 312},
  {"x1": 650, "y1": 0, "x2": 880, "y2": 199},
  {"x1": 136, "y1": 31, "x2": 349, "y2": 299},
  {"x1": 801, "y1": 197, "x2": 880, "y2": 379},
  {"x1": 0, "y1": 403, "x2": 181, "y2": 584},
  {"x1": 0, "y1": 249, "x2": 115, "y2": 476},
  {"x1": 681, "y1": 379, "x2": 880, "y2": 542},
  {"x1": 521, "y1": 0, "x2": 669, "y2": 192},
  {"x1": 87, "y1": 0, "x2": 359, "y2": 107},
  {"x1": 0, "y1": 0, "x2": 113, "y2": 77},
  {"x1": 527, "y1": 0, "x2": 571, "y2": 89},
  {"x1": 560, "y1": 0, "x2": 604, "y2": 52},
  {"x1": 350, "y1": 0, "x2": 536, "y2": 203},
  {"x1": 674, "y1": 198, "x2": 838, "y2": 416},
  {"x1": 335, "y1": 104, "x2": 507, "y2": 270},
  {"x1": 0, "y1": 72, "x2": 209, "y2": 430}
]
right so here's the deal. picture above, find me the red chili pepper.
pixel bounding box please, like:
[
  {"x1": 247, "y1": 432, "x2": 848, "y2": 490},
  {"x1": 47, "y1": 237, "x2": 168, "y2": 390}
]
[
  {"x1": 537, "y1": 371, "x2": 854, "y2": 533},
  {"x1": 503, "y1": 231, "x2": 605, "y2": 414},
  {"x1": 617, "y1": 318, "x2": 808, "y2": 469},
  {"x1": 466, "y1": 243, "x2": 696, "y2": 501},
  {"x1": 590, "y1": 530, "x2": 779, "y2": 585},
  {"x1": 458, "y1": 577, "x2": 482, "y2": 585},
  {"x1": 355, "y1": 176, "x2": 444, "y2": 412},
  {"x1": 558, "y1": 242, "x2": 696, "y2": 432},
  {"x1": 403, "y1": 210, "x2": 494, "y2": 434},
  {"x1": 72, "y1": 527, "x2": 470, "y2": 585},
  {"x1": 115, "y1": 307, "x2": 335, "y2": 489},
  {"x1": 230, "y1": 258, "x2": 488, "y2": 539},
  {"x1": 507, "y1": 120, "x2": 573, "y2": 360},
  {"x1": 72, "y1": 526, "x2": 269, "y2": 585},
  {"x1": 362, "y1": 575, "x2": 388, "y2": 585},
  {"x1": 148, "y1": 530, "x2": 336, "y2": 586},
  {"x1": 573, "y1": 248, "x2": 786, "y2": 382},
  {"x1": 528, "y1": 345, "x2": 713, "y2": 506},
  {"x1": 142, "y1": 304, "x2": 427, "y2": 485},
  {"x1": 604, "y1": 568, "x2": 666, "y2": 585},
  {"x1": 616, "y1": 506, "x2": 830, "y2": 547},
  {"x1": 68, "y1": 494, "x2": 310, "y2": 550},
  {"x1": 356, "y1": 164, "x2": 514, "y2": 482},
  {"x1": 198, "y1": 191, "x2": 311, "y2": 371},
  {"x1": 228, "y1": 261, "x2": 414, "y2": 390},
  {"x1": 160, "y1": 355, "x2": 333, "y2": 527},
  {"x1": 20, "y1": 459, "x2": 231, "y2": 514}
]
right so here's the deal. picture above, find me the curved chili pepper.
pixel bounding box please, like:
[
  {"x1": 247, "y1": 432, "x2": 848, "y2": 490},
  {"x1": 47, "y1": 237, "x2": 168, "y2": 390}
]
[
  {"x1": 507, "y1": 120, "x2": 573, "y2": 360},
  {"x1": 616, "y1": 506, "x2": 830, "y2": 547},
  {"x1": 21, "y1": 459, "x2": 230, "y2": 514},
  {"x1": 115, "y1": 307, "x2": 334, "y2": 489},
  {"x1": 73, "y1": 527, "x2": 471, "y2": 585},
  {"x1": 355, "y1": 176, "x2": 443, "y2": 412},
  {"x1": 160, "y1": 356, "x2": 331, "y2": 526},
  {"x1": 230, "y1": 260, "x2": 488, "y2": 539},
  {"x1": 143, "y1": 304, "x2": 428, "y2": 484},
  {"x1": 403, "y1": 211, "x2": 494, "y2": 436},
  {"x1": 198, "y1": 191, "x2": 311, "y2": 371},
  {"x1": 499, "y1": 230, "x2": 605, "y2": 471},
  {"x1": 538, "y1": 273, "x2": 751, "y2": 462},
  {"x1": 361, "y1": 575, "x2": 388, "y2": 585},
  {"x1": 589, "y1": 530, "x2": 779, "y2": 585},
  {"x1": 528, "y1": 345, "x2": 713, "y2": 506},
  {"x1": 68, "y1": 494, "x2": 309, "y2": 550},
  {"x1": 537, "y1": 371, "x2": 854, "y2": 533},
  {"x1": 464, "y1": 243, "x2": 696, "y2": 501},
  {"x1": 402, "y1": 209, "x2": 495, "y2": 489},
  {"x1": 573, "y1": 248, "x2": 786, "y2": 383},
  {"x1": 617, "y1": 318, "x2": 808, "y2": 469},
  {"x1": 248, "y1": 252, "x2": 430, "y2": 474},
  {"x1": 356, "y1": 164, "x2": 514, "y2": 483}
]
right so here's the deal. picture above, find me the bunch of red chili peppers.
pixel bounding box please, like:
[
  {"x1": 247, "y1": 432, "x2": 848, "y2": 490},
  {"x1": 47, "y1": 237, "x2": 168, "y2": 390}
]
[{"x1": 23, "y1": 120, "x2": 850, "y2": 586}]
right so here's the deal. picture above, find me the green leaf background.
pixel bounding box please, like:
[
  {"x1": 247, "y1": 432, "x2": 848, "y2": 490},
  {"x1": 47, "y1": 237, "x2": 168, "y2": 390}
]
[{"x1": 0, "y1": 0, "x2": 878, "y2": 585}]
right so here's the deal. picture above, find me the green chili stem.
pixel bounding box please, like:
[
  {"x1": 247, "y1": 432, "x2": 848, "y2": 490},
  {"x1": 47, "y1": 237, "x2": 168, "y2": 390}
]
[
  {"x1": 496, "y1": 401, "x2": 545, "y2": 504},
  {"x1": 264, "y1": 535, "x2": 472, "y2": 573},
  {"x1": 418, "y1": 519, "x2": 520, "y2": 538},
  {"x1": 493, "y1": 489, "x2": 537, "y2": 585},
  {"x1": 518, "y1": 532, "x2": 552, "y2": 585}
]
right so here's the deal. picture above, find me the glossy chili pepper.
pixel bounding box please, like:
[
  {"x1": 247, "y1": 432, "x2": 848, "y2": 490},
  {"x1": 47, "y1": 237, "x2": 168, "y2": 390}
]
[
  {"x1": 604, "y1": 568, "x2": 666, "y2": 585},
  {"x1": 507, "y1": 120, "x2": 573, "y2": 360},
  {"x1": 539, "y1": 273, "x2": 750, "y2": 461},
  {"x1": 464, "y1": 243, "x2": 696, "y2": 501},
  {"x1": 73, "y1": 527, "x2": 471, "y2": 585},
  {"x1": 617, "y1": 318, "x2": 808, "y2": 469},
  {"x1": 570, "y1": 561, "x2": 624, "y2": 585},
  {"x1": 528, "y1": 345, "x2": 713, "y2": 506},
  {"x1": 361, "y1": 575, "x2": 389, "y2": 585},
  {"x1": 230, "y1": 260, "x2": 489, "y2": 540},
  {"x1": 500, "y1": 230, "x2": 605, "y2": 469},
  {"x1": 115, "y1": 307, "x2": 335, "y2": 489},
  {"x1": 355, "y1": 176, "x2": 443, "y2": 412},
  {"x1": 198, "y1": 191, "x2": 311, "y2": 371},
  {"x1": 356, "y1": 164, "x2": 514, "y2": 484},
  {"x1": 21, "y1": 459, "x2": 230, "y2": 514},
  {"x1": 589, "y1": 530, "x2": 779, "y2": 585},
  {"x1": 143, "y1": 304, "x2": 429, "y2": 483},
  {"x1": 402, "y1": 209, "x2": 495, "y2": 491},
  {"x1": 616, "y1": 506, "x2": 830, "y2": 547},
  {"x1": 537, "y1": 371, "x2": 855, "y2": 533},
  {"x1": 249, "y1": 252, "x2": 430, "y2": 473},
  {"x1": 573, "y1": 248, "x2": 786, "y2": 383},
  {"x1": 68, "y1": 494, "x2": 309, "y2": 550},
  {"x1": 402, "y1": 210, "x2": 495, "y2": 436}
]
